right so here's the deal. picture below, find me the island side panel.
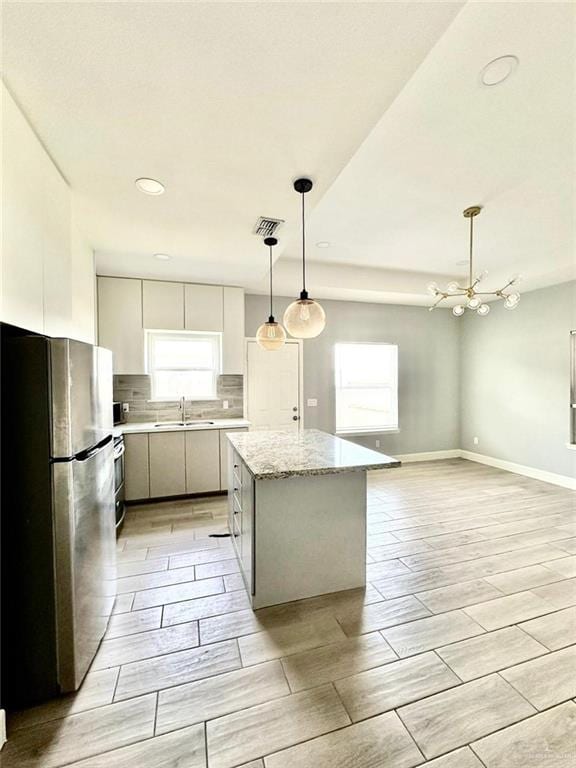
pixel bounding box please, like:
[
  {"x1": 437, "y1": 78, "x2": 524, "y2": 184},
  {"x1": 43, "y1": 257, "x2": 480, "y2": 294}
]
[{"x1": 253, "y1": 471, "x2": 367, "y2": 609}]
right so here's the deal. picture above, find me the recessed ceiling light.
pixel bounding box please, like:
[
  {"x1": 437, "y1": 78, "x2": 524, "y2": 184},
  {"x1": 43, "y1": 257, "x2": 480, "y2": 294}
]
[
  {"x1": 154, "y1": 253, "x2": 171, "y2": 261},
  {"x1": 480, "y1": 55, "x2": 519, "y2": 87},
  {"x1": 316, "y1": 241, "x2": 330, "y2": 248},
  {"x1": 135, "y1": 177, "x2": 165, "y2": 195}
]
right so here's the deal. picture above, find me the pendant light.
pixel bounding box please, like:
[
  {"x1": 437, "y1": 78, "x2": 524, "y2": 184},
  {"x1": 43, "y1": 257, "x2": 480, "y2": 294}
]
[
  {"x1": 428, "y1": 206, "x2": 522, "y2": 316},
  {"x1": 256, "y1": 237, "x2": 287, "y2": 351},
  {"x1": 283, "y1": 178, "x2": 326, "y2": 338}
]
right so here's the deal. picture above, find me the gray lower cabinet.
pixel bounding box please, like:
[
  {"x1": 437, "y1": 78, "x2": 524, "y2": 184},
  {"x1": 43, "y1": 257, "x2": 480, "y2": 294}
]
[
  {"x1": 228, "y1": 448, "x2": 254, "y2": 594},
  {"x1": 124, "y1": 433, "x2": 150, "y2": 501},
  {"x1": 185, "y1": 430, "x2": 220, "y2": 494},
  {"x1": 219, "y1": 428, "x2": 249, "y2": 490},
  {"x1": 149, "y1": 432, "x2": 186, "y2": 498},
  {"x1": 124, "y1": 427, "x2": 247, "y2": 500}
]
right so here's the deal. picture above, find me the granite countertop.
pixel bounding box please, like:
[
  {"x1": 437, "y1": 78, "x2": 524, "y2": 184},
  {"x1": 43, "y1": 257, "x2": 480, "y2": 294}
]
[
  {"x1": 227, "y1": 428, "x2": 401, "y2": 480},
  {"x1": 114, "y1": 418, "x2": 250, "y2": 436}
]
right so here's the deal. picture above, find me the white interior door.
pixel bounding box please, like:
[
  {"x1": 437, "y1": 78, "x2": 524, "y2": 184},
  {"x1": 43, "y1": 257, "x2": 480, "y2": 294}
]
[{"x1": 246, "y1": 340, "x2": 301, "y2": 431}]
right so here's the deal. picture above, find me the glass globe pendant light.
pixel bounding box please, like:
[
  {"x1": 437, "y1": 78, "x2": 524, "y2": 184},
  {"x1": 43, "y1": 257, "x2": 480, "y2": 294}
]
[
  {"x1": 256, "y1": 237, "x2": 287, "y2": 351},
  {"x1": 283, "y1": 178, "x2": 326, "y2": 338}
]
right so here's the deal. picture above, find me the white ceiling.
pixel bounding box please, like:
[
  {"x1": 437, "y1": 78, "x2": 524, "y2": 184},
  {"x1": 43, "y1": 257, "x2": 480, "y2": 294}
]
[
  {"x1": 294, "y1": 0, "x2": 576, "y2": 304},
  {"x1": 2, "y1": 1, "x2": 574, "y2": 305}
]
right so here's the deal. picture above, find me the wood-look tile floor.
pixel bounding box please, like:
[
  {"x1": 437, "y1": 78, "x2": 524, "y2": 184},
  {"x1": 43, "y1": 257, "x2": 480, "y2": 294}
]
[{"x1": 4, "y1": 459, "x2": 576, "y2": 767}]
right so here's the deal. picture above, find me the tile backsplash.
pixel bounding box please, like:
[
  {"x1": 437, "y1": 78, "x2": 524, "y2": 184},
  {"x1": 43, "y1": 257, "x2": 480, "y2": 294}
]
[{"x1": 113, "y1": 374, "x2": 243, "y2": 423}]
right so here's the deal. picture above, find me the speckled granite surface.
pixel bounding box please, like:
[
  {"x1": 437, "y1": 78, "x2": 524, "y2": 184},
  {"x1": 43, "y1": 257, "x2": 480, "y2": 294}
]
[{"x1": 227, "y1": 429, "x2": 401, "y2": 480}]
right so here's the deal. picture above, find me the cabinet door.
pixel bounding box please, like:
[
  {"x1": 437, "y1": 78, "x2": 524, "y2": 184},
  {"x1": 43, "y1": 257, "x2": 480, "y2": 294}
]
[
  {"x1": 184, "y1": 284, "x2": 223, "y2": 332},
  {"x1": 1, "y1": 87, "x2": 48, "y2": 334},
  {"x1": 185, "y1": 430, "x2": 220, "y2": 494},
  {"x1": 149, "y1": 432, "x2": 186, "y2": 497},
  {"x1": 43, "y1": 161, "x2": 72, "y2": 338},
  {"x1": 142, "y1": 281, "x2": 184, "y2": 330},
  {"x1": 219, "y1": 428, "x2": 248, "y2": 490},
  {"x1": 124, "y1": 433, "x2": 150, "y2": 501},
  {"x1": 97, "y1": 278, "x2": 144, "y2": 374},
  {"x1": 240, "y1": 462, "x2": 254, "y2": 593},
  {"x1": 222, "y1": 287, "x2": 245, "y2": 374}
]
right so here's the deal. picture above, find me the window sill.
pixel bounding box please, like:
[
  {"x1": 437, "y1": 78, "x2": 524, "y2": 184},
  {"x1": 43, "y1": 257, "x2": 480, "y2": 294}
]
[
  {"x1": 567, "y1": 443, "x2": 576, "y2": 451},
  {"x1": 336, "y1": 428, "x2": 400, "y2": 437}
]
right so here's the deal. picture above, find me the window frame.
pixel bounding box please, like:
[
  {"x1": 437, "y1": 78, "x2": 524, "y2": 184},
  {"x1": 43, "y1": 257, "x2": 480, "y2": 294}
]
[
  {"x1": 146, "y1": 329, "x2": 222, "y2": 402},
  {"x1": 334, "y1": 341, "x2": 399, "y2": 436}
]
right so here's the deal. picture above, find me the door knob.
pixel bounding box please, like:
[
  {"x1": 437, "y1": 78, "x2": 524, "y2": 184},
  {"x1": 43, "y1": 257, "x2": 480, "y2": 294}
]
[
  {"x1": 292, "y1": 415, "x2": 299, "y2": 421},
  {"x1": 292, "y1": 407, "x2": 298, "y2": 412}
]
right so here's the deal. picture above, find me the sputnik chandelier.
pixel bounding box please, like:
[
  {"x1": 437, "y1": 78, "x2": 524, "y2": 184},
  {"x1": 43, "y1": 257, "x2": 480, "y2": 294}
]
[{"x1": 428, "y1": 206, "x2": 521, "y2": 317}]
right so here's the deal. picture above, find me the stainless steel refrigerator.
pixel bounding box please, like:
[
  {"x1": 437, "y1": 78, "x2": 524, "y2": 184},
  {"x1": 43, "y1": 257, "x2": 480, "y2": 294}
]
[{"x1": 1, "y1": 332, "x2": 117, "y2": 708}]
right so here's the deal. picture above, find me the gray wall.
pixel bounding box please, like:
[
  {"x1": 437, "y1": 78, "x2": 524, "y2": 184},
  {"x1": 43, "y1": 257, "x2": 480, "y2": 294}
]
[
  {"x1": 460, "y1": 280, "x2": 576, "y2": 477},
  {"x1": 245, "y1": 294, "x2": 461, "y2": 456}
]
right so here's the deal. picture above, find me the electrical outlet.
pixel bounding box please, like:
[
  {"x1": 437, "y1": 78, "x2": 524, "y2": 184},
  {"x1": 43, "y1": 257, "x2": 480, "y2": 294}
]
[
  {"x1": 473, "y1": 436, "x2": 479, "y2": 445},
  {"x1": 375, "y1": 439, "x2": 381, "y2": 448},
  {"x1": 307, "y1": 398, "x2": 318, "y2": 407},
  {"x1": 122, "y1": 402, "x2": 129, "y2": 413},
  {"x1": 222, "y1": 400, "x2": 229, "y2": 410}
]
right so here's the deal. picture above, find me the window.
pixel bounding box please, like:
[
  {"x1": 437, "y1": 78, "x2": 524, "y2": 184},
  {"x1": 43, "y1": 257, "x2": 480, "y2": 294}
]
[
  {"x1": 147, "y1": 331, "x2": 221, "y2": 400},
  {"x1": 335, "y1": 343, "x2": 398, "y2": 434}
]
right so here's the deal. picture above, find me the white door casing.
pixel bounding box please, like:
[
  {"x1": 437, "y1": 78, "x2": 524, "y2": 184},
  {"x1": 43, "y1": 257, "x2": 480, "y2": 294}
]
[{"x1": 245, "y1": 339, "x2": 302, "y2": 432}]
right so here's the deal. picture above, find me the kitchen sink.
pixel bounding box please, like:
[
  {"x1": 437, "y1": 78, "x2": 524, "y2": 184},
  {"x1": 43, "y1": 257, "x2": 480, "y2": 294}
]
[{"x1": 154, "y1": 420, "x2": 215, "y2": 427}]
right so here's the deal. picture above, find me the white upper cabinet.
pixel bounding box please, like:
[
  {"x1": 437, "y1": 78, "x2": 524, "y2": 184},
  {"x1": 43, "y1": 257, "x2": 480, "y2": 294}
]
[
  {"x1": 43, "y1": 162, "x2": 72, "y2": 338},
  {"x1": 223, "y1": 286, "x2": 245, "y2": 374},
  {"x1": 1, "y1": 84, "x2": 95, "y2": 341},
  {"x1": 184, "y1": 284, "x2": 223, "y2": 332},
  {"x1": 2, "y1": 86, "x2": 57, "y2": 334},
  {"x1": 96, "y1": 276, "x2": 244, "y2": 374},
  {"x1": 97, "y1": 277, "x2": 145, "y2": 373},
  {"x1": 143, "y1": 280, "x2": 184, "y2": 330}
]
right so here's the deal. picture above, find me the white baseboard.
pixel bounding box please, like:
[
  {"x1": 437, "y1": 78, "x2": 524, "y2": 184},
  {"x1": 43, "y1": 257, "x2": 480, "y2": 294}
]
[
  {"x1": 372, "y1": 447, "x2": 575, "y2": 490},
  {"x1": 461, "y1": 450, "x2": 576, "y2": 491},
  {"x1": 392, "y1": 449, "x2": 462, "y2": 463},
  {"x1": 1, "y1": 708, "x2": 6, "y2": 750}
]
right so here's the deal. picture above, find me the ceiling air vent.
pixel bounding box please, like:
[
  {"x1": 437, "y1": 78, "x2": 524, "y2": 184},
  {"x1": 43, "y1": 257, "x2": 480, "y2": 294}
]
[{"x1": 253, "y1": 217, "x2": 284, "y2": 237}]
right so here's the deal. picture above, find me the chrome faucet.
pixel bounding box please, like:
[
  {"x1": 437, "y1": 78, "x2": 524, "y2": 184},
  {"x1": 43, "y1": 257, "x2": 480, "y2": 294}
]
[{"x1": 180, "y1": 396, "x2": 186, "y2": 424}]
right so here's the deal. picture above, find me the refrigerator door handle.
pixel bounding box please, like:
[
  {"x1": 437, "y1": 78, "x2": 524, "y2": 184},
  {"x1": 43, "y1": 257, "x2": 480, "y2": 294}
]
[{"x1": 76, "y1": 435, "x2": 113, "y2": 463}]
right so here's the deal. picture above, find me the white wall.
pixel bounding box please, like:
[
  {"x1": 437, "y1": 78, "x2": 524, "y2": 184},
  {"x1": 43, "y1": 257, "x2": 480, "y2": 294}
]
[{"x1": 1, "y1": 83, "x2": 95, "y2": 342}]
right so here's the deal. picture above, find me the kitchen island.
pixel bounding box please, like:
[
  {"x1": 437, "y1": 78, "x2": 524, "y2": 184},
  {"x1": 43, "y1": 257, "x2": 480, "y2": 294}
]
[{"x1": 227, "y1": 429, "x2": 400, "y2": 609}]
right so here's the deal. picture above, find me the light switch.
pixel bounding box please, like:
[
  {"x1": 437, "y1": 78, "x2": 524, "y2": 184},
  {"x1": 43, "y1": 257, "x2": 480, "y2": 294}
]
[
  {"x1": 307, "y1": 398, "x2": 318, "y2": 407},
  {"x1": 223, "y1": 400, "x2": 229, "y2": 410}
]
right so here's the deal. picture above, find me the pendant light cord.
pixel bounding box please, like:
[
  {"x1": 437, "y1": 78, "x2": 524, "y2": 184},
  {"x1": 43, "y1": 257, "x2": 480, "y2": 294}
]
[
  {"x1": 269, "y1": 243, "x2": 274, "y2": 320},
  {"x1": 301, "y1": 190, "x2": 307, "y2": 294},
  {"x1": 469, "y1": 214, "x2": 474, "y2": 286}
]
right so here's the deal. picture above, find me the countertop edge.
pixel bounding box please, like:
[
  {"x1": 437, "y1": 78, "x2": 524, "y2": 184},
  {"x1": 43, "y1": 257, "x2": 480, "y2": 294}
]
[
  {"x1": 115, "y1": 419, "x2": 251, "y2": 436},
  {"x1": 251, "y1": 460, "x2": 402, "y2": 481}
]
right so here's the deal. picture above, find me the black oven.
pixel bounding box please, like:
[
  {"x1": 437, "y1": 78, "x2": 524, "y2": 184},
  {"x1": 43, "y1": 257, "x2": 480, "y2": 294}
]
[{"x1": 113, "y1": 434, "x2": 125, "y2": 532}]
